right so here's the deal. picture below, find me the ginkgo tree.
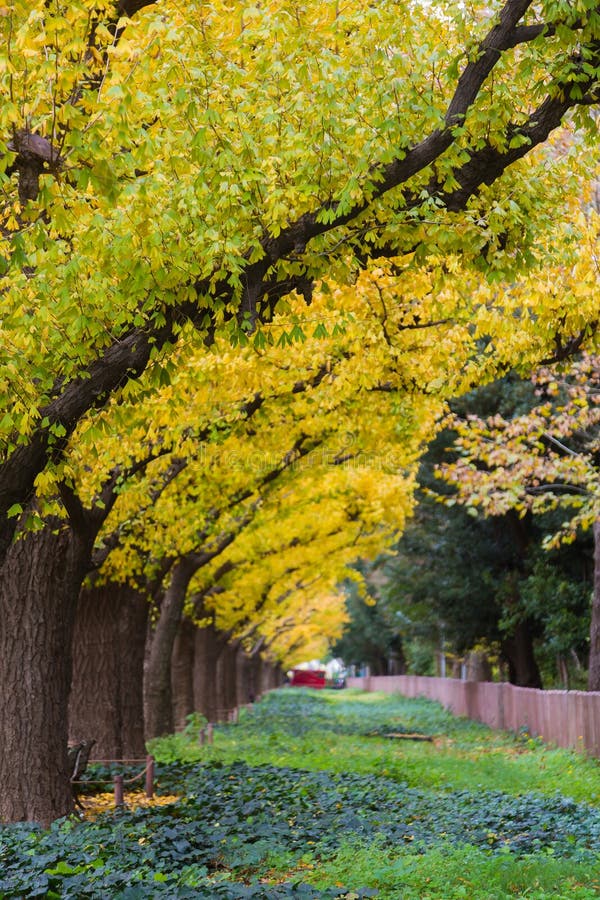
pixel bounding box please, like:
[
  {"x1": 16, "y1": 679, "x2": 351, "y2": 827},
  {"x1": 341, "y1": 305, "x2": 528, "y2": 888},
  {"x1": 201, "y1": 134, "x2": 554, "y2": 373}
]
[
  {"x1": 2, "y1": 0, "x2": 600, "y2": 552},
  {"x1": 7, "y1": 267, "x2": 450, "y2": 822},
  {"x1": 1, "y1": 0, "x2": 600, "y2": 825},
  {"x1": 80, "y1": 279, "x2": 450, "y2": 742},
  {"x1": 2, "y1": 234, "x2": 600, "y2": 824},
  {"x1": 68, "y1": 253, "x2": 554, "y2": 751},
  {"x1": 436, "y1": 354, "x2": 600, "y2": 687},
  {"x1": 82, "y1": 259, "x2": 597, "y2": 743}
]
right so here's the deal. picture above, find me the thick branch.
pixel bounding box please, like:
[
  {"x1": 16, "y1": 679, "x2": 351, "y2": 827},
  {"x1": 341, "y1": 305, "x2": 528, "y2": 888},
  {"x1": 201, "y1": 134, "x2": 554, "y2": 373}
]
[
  {"x1": 2, "y1": 1, "x2": 598, "y2": 563},
  {"x1": 189, "y1": 525, "x2": 248, "y2": 571},
  {"x1": 90, "y1": 442, "x2": 176, "y2": 526},
  {"x1": 0, "y1": 316, "x2": 175, "y2": 559},
  {"x1": 526, "y1": 482, "x2": 590, "y2": 495},
  {"x1": 116, "y1": 0, "x2": 158, "y2": 15},
  {"x1": 261, "y1": 0, "x2": 538, "y2": 264},
  {"x1": 57, "y1": 481, "x2": 90, "y2": 536}
]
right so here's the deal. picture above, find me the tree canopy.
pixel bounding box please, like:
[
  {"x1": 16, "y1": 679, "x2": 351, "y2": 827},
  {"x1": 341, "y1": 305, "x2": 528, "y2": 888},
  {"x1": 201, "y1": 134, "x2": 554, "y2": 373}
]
[
  {"x1": 2, "y1": 0, "x2": 600, "y2": 559},
  {"x1": 436, "y1": 354, "x2": 600, "y2": 686}
]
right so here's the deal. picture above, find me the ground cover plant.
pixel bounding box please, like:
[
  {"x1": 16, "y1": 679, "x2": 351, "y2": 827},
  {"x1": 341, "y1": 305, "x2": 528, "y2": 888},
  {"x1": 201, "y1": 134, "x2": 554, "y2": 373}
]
[{"x1": 1, "y1": 689, "x2": 600, "y2": 898}]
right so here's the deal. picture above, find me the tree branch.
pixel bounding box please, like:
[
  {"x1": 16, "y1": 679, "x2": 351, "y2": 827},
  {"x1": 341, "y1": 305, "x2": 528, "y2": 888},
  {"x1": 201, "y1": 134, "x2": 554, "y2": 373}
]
[
  {"x1": 2, "y1": 1, "x2": 598, "y2": 562},
  {"x1": 57, "y1": 480, "x2": 89, "y2": 535}
]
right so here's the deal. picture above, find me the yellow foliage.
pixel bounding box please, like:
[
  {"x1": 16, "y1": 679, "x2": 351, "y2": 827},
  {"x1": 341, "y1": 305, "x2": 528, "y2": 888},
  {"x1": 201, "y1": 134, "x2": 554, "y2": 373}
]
[
  {"x1": 79, "y1": 791, "x2": 180, "y2": 820},
  {"x1": 2, "y1": 0, "x2": 600, "y2": 660}
]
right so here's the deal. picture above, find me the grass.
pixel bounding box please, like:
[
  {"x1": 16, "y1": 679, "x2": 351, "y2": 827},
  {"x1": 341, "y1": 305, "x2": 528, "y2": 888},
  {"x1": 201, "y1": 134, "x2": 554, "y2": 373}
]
[
  {"x1": 147, "y1": 688, "x2": 600, "y2": 898},
  {"x1": 150, "y1": 688, "x2": 600, "y2": 805},
  {"x1": 2, "y1": 687, "x2": 599, "y2": 898},
  {"x1": 300, "y1": 842, "x2": 600, "y2": 899}
]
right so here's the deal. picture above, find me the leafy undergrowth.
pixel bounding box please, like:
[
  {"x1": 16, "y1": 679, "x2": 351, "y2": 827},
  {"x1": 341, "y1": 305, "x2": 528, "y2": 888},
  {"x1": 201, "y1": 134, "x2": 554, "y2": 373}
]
[
  {"x1": 1, "y1": 689, "x2": 600, "y2": 898},
  {"x1": 170, "y1": 689, "x2": 600, "y2": 805}
]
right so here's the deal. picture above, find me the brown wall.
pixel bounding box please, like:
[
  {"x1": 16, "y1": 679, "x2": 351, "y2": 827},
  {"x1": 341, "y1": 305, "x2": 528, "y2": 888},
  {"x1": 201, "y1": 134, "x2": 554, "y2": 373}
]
[{"x1": 347, "y1": 675, "x2": 600, "y2": 757}]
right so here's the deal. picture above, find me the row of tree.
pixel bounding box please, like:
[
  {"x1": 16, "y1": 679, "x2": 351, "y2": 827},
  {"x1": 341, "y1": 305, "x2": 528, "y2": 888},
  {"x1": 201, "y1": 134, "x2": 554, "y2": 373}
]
[
  {"x1": 70, "y1": 578, "x2": 286, "y2": 765},
  {"x1": 1, "y1": 0, "x2": 599, "y2": 824}
]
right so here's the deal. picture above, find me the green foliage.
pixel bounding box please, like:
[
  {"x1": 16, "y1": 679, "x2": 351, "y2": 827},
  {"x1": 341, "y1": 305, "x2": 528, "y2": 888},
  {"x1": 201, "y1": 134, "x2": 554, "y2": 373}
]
[
  {"x1": 149, "y1": 759, "x2": 600, "y2": 858},
  {"x1": 2, "y1": 690, "x2": 600, "y2": 898},
  {"x1": 375, "y1": 372, "x2": 595, "y2": 685},
  {"x1": 150, "y1": 689, "x2": 600, "y2": 803},
  {"x1": 304, "y1": 842, "x2": 600, "y2": 899},
  {"x1": 0, "y1": 801, "x2": 373, "y2": 899},
  {"x1": 333, "y1": 562, "x2": 406, "y2": 675}
]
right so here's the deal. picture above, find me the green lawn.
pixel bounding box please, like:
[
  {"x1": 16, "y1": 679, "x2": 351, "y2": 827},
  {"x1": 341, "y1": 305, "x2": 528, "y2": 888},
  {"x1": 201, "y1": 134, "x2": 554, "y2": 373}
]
[
  {"x1": 176, "y1": 689, "x2": 600, "y2": 804},
  {"x1": 1, "y1": 688, "x2": 599, "y2": 898}
]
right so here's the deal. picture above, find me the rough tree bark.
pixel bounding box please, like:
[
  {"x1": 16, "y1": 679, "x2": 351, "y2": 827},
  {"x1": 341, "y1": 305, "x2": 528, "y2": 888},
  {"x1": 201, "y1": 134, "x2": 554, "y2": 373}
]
[
  {"x1": 250, "y1": 655, "x2": 264, "y2": 702},
  {"x1": 193, "y1": 623, "x2": 227, "y2": 722},
  {"x1": 465, "y1": 651, "x2": 492, "y2": 682},
  {"x1": 171, "y1": 618, "x2": 196, "y2": 731},
  {"x1": 144, "y1": 556, "x2": 202, "y2": 739},
  {"x1": 235, "y1": 648, "x2": 257, "y2": 706},
  {"x1": 215, "y1": 642, "x2": 239, "y2": 720},
  {"x1": 389, "y1": 636, "x2": 407, "y2": 676},
  {"x1": 248, "y1": 651, "x2": 260, "y2": 702},
  {"x1": 69, "y1": 583, "x2": 148, "y2": 760},
  {"x1": 497, "y1": 512, "x2": 543, "y2": 689},
  {"x1": 259, "y1": 660, "x2": 283, "y2": 694},
  {"x1": 0, "y1": 523, "x2": 91, "y2": 825}
]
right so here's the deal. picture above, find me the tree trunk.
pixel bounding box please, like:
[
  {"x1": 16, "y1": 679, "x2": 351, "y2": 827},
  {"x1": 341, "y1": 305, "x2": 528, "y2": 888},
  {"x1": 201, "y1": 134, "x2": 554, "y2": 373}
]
[
  {"x1": 235, "y1": 647, "x2": 245, "y2": 708},
  {"x1": 372, "y1": 655, "x2": 388, "y2": 676},
  {"x1": 235, "y1": 648, "x2": 256, "y2": 706},
  {"x1": 388, "y1": 636, "x2": 407, "y2": 675},
  {"x1": 144, "y1": 557, "x2": 199, "y2": 739},
  {"x1": 465, "y1": 651, "x2": 492, "y2": 682},
  {"x1": 69, "y1": 583, "x2": 148, "y2": 760},
  {"x1": 215, "y1": 642, "x2": 239, "y2": 720},
  {"x1": 258, "y1": 660, "x2": 271, "y2": 694},
  {"x1": 588, "y1": 520, "x2": 600, "y2": 691},
  {"x1": 0, "y1": 524, "x2": 90, "y2": 825},
  {"x1": 259, "y1": 660, "x2": 281, "y2": 693},
  {"x1": 245, "y1": 653, "x2": 260, "y2": 703},
  {"x1": 274, "y1": 663, "x2": 284, "y2": 688},
  {"x1": 502, "y1": 619, "x2": 543, "y2": 689},
  {"x1": 557, "y1": 654, "x2": 570, "y2": 690},
  {"x1": 450, "y1": 658, "x2": 463, "y2": 679},
  {"x1": 193, "y1": 624, "x2": 227, "y2": 722},
  {"x1": 251, "y1": 655, "x2": 265, "y2": 700},
  {"x1": 171, "y1": 618, "x2": 196, "y2": 731}
]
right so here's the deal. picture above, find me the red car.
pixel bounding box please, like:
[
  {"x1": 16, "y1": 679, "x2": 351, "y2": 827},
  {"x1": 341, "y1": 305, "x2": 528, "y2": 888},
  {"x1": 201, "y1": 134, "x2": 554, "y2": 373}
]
[{"x1": 290, "y1": 668, "x2": 327, "y2": 688}]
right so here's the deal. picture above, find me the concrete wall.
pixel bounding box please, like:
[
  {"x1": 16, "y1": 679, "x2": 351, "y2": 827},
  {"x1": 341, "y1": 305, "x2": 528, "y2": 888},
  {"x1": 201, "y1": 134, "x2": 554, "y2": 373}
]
[{"x1": 347, "y1": 675, "x2": 600, "y2": 757}]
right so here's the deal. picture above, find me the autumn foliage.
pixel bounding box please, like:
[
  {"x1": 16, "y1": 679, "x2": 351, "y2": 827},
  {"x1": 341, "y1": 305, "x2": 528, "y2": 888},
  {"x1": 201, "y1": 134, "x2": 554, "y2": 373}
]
[{"x1": 0, "y1": 0, "x2": 599, "y2": 823}]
